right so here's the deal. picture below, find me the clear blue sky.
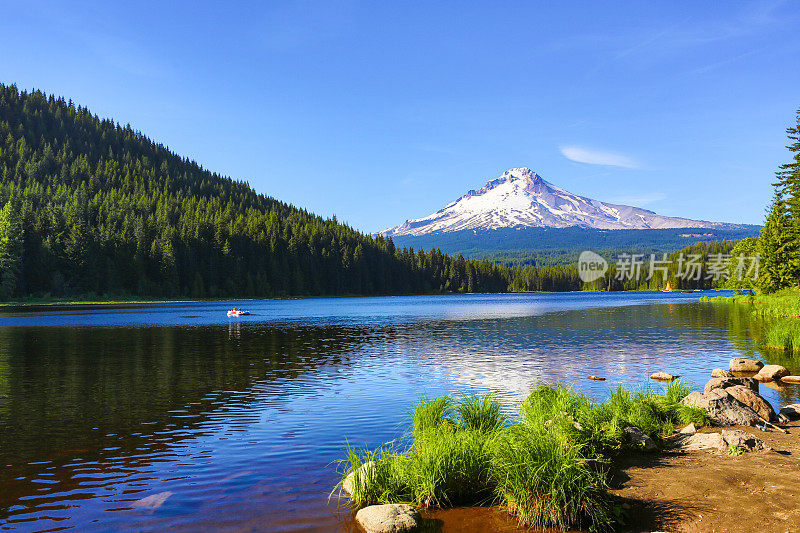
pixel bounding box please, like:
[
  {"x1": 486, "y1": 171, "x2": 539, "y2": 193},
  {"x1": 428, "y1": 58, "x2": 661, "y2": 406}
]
[{"x1": 2, "y1": 1, "x2": 798, "y2": 230}]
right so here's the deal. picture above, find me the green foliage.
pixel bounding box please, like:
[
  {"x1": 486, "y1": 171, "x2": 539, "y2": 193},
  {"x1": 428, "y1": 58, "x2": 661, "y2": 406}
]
[
  {"x1": 727, "y1": 445, "x2": 745, "y2": 456},
  {"x1": 758, "y1": 109, "x2": 800, "y2": 292},
  {"x1": 713, "y1": 288, "x2": 800, "y2": 352},
  {"x1": 0, "y1": 83, "x2": 542, "y2": 300},
  {"x1": 0, "y1": 197, "x2": 22, "y2": 298},
  {"x1": 410, "y1": 396, "x2": 453, "y2": 435},
  {"x1": 337, "y1": 385, "x2": 703, "y2": 531},
  {"x1": 455, "y1": 392, "x2": 506, "y2": 433}
]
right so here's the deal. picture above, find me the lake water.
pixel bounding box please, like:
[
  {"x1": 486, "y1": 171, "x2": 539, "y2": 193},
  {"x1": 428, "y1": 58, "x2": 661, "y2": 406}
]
[{"x1": 0, "y1": 292, "x2": 798, "y2": 532}]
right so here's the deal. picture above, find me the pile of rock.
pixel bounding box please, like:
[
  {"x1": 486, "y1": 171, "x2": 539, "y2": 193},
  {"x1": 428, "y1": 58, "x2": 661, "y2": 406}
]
[
  {"x1": 681, "y1": 359, "x2": 788, "y2": 427},
  {"x1": 729, "y1": 357, "x2": 800, "y2": 385}
]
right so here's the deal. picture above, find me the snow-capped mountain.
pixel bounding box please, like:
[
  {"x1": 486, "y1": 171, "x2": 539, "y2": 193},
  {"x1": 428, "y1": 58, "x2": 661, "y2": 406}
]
[{"x1": 380, "y1": 167, "x2": 735, "y2": 237}]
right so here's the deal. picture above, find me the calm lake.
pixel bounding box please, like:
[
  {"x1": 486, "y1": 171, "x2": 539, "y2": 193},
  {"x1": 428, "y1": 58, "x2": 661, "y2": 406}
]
[{"x1": 0, "y1": 292, "x2": 798, "y2": 532}]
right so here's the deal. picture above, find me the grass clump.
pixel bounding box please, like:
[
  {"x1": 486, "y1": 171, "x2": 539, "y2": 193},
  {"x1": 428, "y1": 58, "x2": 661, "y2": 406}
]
[
  {"x1": 337, "y1": 384, "x2": 705, "y2": 531},
  {"x1": 727, "y1": 445, "x2": 746, "y2": 456}
]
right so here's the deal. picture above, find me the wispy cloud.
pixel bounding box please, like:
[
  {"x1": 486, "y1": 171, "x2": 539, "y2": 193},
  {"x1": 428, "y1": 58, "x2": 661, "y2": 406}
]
[{"x1": 559, "y1": 146, "x2": 639, "y2": 169}]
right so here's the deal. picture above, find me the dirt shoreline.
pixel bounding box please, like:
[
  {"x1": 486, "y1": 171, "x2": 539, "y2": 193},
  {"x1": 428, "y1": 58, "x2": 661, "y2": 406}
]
[{"x1": 608, "y1": 420, "x2": 800, "y2": 532}]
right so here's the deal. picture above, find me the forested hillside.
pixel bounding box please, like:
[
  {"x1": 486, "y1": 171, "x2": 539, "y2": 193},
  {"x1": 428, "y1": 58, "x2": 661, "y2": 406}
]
[{"x1": 0, "y1": 84, "x2": 518, "y2": 300}]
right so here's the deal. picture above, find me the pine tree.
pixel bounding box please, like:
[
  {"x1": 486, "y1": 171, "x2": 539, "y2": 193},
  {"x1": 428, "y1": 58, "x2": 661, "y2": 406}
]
[
  {"x1": 0, "y1": 198, "x2": 23, "y2": 299},
  {"x1": 759, "y1": 109, "x2": 800, "y2": 292}
]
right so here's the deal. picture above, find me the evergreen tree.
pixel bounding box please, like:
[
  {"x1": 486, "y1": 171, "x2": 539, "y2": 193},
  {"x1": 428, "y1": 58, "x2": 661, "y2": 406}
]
[{"x1": 0, "y1": 198, "x2": 23, "y2": 298}]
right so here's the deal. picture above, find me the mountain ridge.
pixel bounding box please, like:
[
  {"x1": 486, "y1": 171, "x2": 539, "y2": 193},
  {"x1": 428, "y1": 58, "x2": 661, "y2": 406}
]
[{"x1": 380, "y1": 167, "x2": 748, "y2": 237}]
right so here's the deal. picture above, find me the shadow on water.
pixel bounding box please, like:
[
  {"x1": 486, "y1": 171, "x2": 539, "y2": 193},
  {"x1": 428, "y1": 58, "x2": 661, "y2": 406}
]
[{"x1": 0, "y1": 323, "x2": 370, "y2": 524}]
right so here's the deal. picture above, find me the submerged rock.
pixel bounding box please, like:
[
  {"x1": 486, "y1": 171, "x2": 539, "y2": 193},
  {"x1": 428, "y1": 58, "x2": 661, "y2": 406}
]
[
  {"x1": 132, "y1": 491, "x2": 172, "y2": 509},
  {"x1": 343, "y1": 461, "x2": 375, "y2": 496},
  {"x1": 729, "y1": 358, "x2": 763, "y2": 373},
  {"x1": 704, "y1": 377, "x2": 758, "y2": 394},
  {"x1": 681, "y1": 389, "x2": 761, "y2": 427},
  {"x1": 355, "y1": 504, "x2": 421, "y2": 533},
  {"x1": 779, "y1": 375, "x2": 800, "y2": 384},
  {"x1": 711, "y1": 368, "x2": 734, "y2": 378},
  {"x1": 623, "y1": 427, "x2": 658, "y2": 451},
  {"x1": 754, "y1": 364, "x2": 790, "y2": 382},
  {"x1": 587, "y1": 375, "x2": 606, "y2": 381},
  {"x1": 650, "y1": 372, "x2": 678, "y2": 381}
]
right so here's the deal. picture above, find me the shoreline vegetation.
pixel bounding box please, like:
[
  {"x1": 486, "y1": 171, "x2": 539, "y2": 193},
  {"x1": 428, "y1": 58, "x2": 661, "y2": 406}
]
[
  {"x1": 336, "y1": 383, "x2": 707, "y2": 531},
  {"x1": 707, "y1": 288, "x2": 800, "y2": 352}
]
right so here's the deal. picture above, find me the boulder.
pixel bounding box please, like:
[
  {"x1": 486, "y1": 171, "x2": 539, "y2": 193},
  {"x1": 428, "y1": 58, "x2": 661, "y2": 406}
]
[
  {"x1": 729, "y1": 358, "x2": 763, "y2": 373},
  {"x1": 780, "y1": 404, "x2": 800, "y2": 421},
  {"x1": 674, "y1": 430, "x2": 766, "y2": 453},
  {"x1": 780, "y1": 375, "x2": 800, "y2": 384},
  {"x1": 676, "y1": 432, "x2": 726, "y2": 451},
  {"x1": 720, "y1": 429, "x2": 768, "y2": 452},
  {"x1": 681, "y1": 389, "x2": 761, "y2": 427},
  {"x1": 355, "y1": 504, "x2": 421, "y2": 533},
  {"x1": 704, "y1": 377, "x2": 758, "y2": 393},
  {"x1": 711, "y1": 368, "x2": 734, "y2": 378},
  {"x1": 723, "y1": 385, "x2": 777, "y2": 422},
  {"x1": 343, "y1": 461, "x2": 375, "y2": 496},
  {"x1": 623, "y1": 426, "x2": 658, "y2": 451},
  {"x1": 650, "y1": 372, "x2": 678, "y2": 381},
  {"x1": 679, "y1": 423, "x2": 697, "y2": 434},
  {"x1": 754, "y1": 364, "x2": 790, "y2": 381}
]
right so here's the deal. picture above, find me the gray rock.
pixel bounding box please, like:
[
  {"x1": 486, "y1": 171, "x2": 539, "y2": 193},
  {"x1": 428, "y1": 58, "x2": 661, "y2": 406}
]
[
  {"x1": 679, "y1": 423, "x2": 697, "y2": 434},
  {"x1": 355, "y1": 504, "x2": 421, "y2": 533},
  {"x1": 724, "y1": 385, "x2": 777, "y2": 422},
  {"x1": 720, "y1": 429, "x2": 768, "y2": 452},
  {"x1": 343, "y1": 461, "x2": 375, "y2": 496},
  {"x1": 780, "y1": 404, "x2": 800, "y2": 421},
  {"x1": 623, "y1": 426, "x2": 658, "y2": 451},
  {"x1": 650, "y1": 372, "x2": 678, "y2": 381},
  {"x1": 704, "y1": 376, "x2": 758, "y2": 393},
  {"x1": 754, "y1": 364, "x2": 790, "y2": 381},
  {"x1": 729, "y1": 358, "x2": 763, "y2": 373},
  {"x1": 674, "y1": 429, "x2": 767, "y2": 453},
  {"x1": 681, "y1": 389, "x2": 761, "y2": 427},
  {"x1": 676, "y1": 432, "x2": 726, "y2": 451},
  {"x1": 711, "y1": 368, "x2": 734, "y2": 378}
]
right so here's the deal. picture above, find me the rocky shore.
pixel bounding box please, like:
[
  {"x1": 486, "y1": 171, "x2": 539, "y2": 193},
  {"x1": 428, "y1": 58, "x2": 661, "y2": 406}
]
[{"x1": 341, "y1": 358, "x2": 800, "y2": 533}]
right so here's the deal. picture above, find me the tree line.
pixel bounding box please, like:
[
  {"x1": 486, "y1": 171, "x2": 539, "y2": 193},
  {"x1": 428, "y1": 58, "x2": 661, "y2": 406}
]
[{"x1": 0, "y1": 84, "x2": 585, "y2": 300}]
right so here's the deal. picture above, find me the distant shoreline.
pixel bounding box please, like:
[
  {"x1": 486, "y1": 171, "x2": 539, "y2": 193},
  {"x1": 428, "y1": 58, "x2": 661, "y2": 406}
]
[{"x1": 0, "y1": 289, "x2": 733, "y2": 309}]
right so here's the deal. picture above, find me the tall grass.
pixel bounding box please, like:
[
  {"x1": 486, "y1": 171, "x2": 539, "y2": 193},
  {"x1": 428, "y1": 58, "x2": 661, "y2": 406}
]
[
  {"x1": 336, "y1": 384, "x2": 704, "y2": 531},
  {"x1": 711, "y1": 288, "x2": 800, "y2": 352},
  {"x1": 455, "y1": 392, "x2": 506, "y2": 433}
]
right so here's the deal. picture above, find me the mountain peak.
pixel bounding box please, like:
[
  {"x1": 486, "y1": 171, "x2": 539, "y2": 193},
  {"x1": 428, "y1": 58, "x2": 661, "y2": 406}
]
[
  {"x1": 379, "y1": 167, "x2": 732, "y2": 237},
  {"x1": 504, "y1": 167, "x2": 539, "y2": 181}
]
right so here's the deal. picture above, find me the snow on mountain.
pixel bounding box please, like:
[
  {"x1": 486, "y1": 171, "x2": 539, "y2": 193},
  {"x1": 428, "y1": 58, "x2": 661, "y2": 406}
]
[{"x1": 379, "y1": 167, "x2": 730, "y2": 237}]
